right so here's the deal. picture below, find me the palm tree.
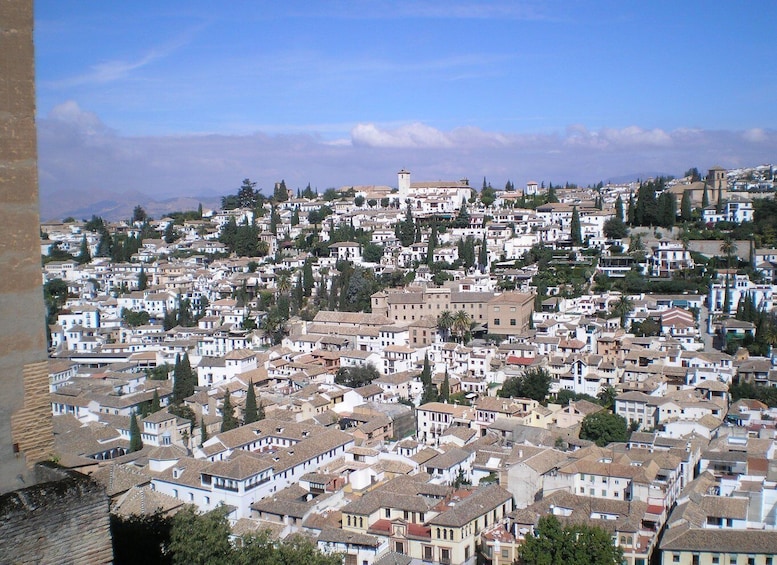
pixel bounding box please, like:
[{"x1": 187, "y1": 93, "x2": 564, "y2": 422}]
[
  {"x1": 437, "y1": 310, "x2": 454, "y2": 342},
  {"x1": 720, "y1": 237, "x2": 738, "y2": 269},
  {"x1": 452, "y1": 310, "x2": 472, "y2": 344},
  {"x1": 276, "y1": 271, "x2": 291, "y2": 297},
  {"x1": 612, "y1": 295, "x2": 634, "y2": 328}
]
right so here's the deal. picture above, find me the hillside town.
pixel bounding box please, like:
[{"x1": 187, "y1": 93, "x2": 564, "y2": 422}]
[{"x1": 40, "y1": 165, "x2": 777, "y2": 565}]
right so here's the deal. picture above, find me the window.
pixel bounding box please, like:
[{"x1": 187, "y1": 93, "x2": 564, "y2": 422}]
[
  {"x1": 510, "y1": 319, "x2": 516, "y2": 326},
  {"x1": 423, "y1": 546, "x2": 433, "y2": 561},
  {"x1": 385, "y1": 509, "x2": 390, "y2": 518},
  {"x1": 672, "y1": 554, "x2": 680, "y2": 563},
  {"x1": 494, "y1": 318, "x2": 501, "y2": 326}
]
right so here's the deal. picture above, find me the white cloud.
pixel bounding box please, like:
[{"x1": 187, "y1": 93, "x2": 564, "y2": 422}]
[
  {"x1": 742, "y1": 128, "x2": 768, "y2": 143},
  {"x1": 564, "y1": 125, "x2": 673, "y2": 149},
  {"x1": 36, "y1": 106, "x2": 777, "y2": 220},
  {"x1": 352, "y1": 122, "x2": 455, "y2": 148},
  {"x1": 47, "y1": 100, "x2": 110, "y2": 135}
]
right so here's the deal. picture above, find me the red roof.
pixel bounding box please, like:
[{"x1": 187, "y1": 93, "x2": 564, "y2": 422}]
[
  {"x1": 368, "y1": 519, "x2": 431, "y2": 540},
  {"x1": 506, "y1": 355, "x2": 534, "y2": 366},
  {"x1": 646, "y1": 504, "x2": 664, "y2": 515}
]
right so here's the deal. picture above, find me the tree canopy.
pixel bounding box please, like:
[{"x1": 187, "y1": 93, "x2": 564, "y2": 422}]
[
  {"x1": 579, "y1": 411, "x2": 629, "y2": 446},
  {"x1": 334, "y1": 364, "x2": 380, "y2": 388},
  {"x1": 498, "y1": 367, "x2": 551, "y2": 403},
  {"x1": 517, "y1": 514, "x2": 623, "y2": 565}
]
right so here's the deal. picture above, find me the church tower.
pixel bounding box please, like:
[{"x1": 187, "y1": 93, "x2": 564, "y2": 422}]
[{"x1": 398, "y1": 168, "x2": 411, "y2": 200}]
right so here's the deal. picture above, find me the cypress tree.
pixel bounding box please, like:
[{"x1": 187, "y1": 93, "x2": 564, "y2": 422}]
[
  {"x1": 138, "y1": 267, "x2": 148, "y2": 291},
  {"x1": 420, "y1": 353, "x2": 438, "y2": 404},
  {"x1": 244, "y1": 381, "x2": 258, "y2": 424},
  {"x1": 478, "y1": 240, "x2": 488, "y2": 272},
  {"x1": 426, "y1": 220, "x2": 438, "y2": 266},
  {"x1": 129, "y1": 412, "x2": 143, "y2": 452},
  {"x1": 680, "y1": 190, "x2": 693, "y2": 221},
  {"x1": 173, "y1": 353, "x2": 195, "y2": 403},
  {"x1": 150, "y1": 389, "x2": 161, "y2": 413},
  {"x1": 615, "y1": 195, "x2": 624, "y2": 221},
  {"x1": 256, "y1": 400, "x2": 265, "y2": 421},
  {"x1": 570, "y1": 206, "x2": 582, "y2": 246},
  {"x1": 302, "y1": 259, "x2": 314, "y2": 297},
  {"x1": 440, "y1": 370, "x2": 450, "y2": 402},
  {"x1": 221, "y1": 393, "x2": 237, "y2": 432},
  {"x1": 76, "y1": 235, "x2": 91, "y2": 264},
  {"x1": 702, "y1": 184, "x2": 710, "y2": 208},
  {"x1": 172, "y1": 354, "x2": 183, "y2": 403},
  {"x1": 723, "y1": 275, "x2": 731, "y2": 314},
  {"x1": 200, "y1": 416, "x2": 208, "y2": 445}
]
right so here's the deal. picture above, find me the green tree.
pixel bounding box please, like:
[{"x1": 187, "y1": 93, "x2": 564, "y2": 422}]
[
  {"x1": 702, "y1": 183, "x2": 710, "y2": 208},
  {"x1": 150, "y1": 389, "x2": 161, "y2": 413},
  {"x1": 269, "y1": 204, "x2": 280, "y2": 235},
  {"x1": 478, "y1": 239, "x2": 488, "y2": 272},
  {"x1": 76, "y1": 235, "x2": 91, "y2": 264},
  {"x1": 680, "y1": 189, "x2": 693, "y2": 221},
  {"x1": 517, "y1": 514, "x2": 623, "y2": 565},
  {"x1": 200, "y1": 417, "x2": 208, "y2": 445},
  {"x1": 580, "y1": 411, "x2": 629, "y2": 446},
  {"x1": 334, "y1": 364, "x2": 380, "y2": 388},
  {"x1": 615, "y1": 195, "x2": 624, "y2": 221},
  {"x1": 168, "y1": 506, "x2": 233, "y2": 565},
  {"x1": 44, "y1": 278, "x2": 69, "y2": 327},
  {"x1": 685, "y1": 167, "x2": 701, "y2": 182},
  {"x1": 452, "y1": 310, "x2": 472, "y2": 343},
  {"x1": 437, "y1": 310, "x2": 454, "y2": 342},
  {"x1": 439, "y1": 370, "x2": 451, "y2": 402},
  {"x1": 498, "y1": 367, "x2": 551, "y2": 403},
  {"x1": 132, "y1": 205, "x2": 148, "y2": 223},
  {"x1": 570, "y1": 206, "x2": 582, "y2": 246},
  {"x1": 172, "y1": 353, "x2": 195, "y2": 404},
  {"x1": 302, "y1": 259, "x2": 314, "y2": 297},
  {"x1": 238, "y1": 178, "x2": 259, "y2": 208},
  {"x1": 220, "y1": 393, "x2": 237, "y2": 432},
  {"x1": 163, "y1": 222, "x2": 178, "y2": 244},
  {"x1": 396, "y1": 203, "x2": 415, "y2": 246},
  {"x1": 121, "y1": 308, "x2": 150, "y2": 327},
  {"x1": 596, "y1": 386, "x2": 617, "y2": 410},
  {"x1": 137, "y1": 267, "x2": 148, "y2": 291},
  {"x1": 603, "y1": 217, "x2": 628, "y2": 240},
  {"x1": 243, "y1": 381, "x2": 258, "y2": 424},
  {"x1": 480, "y1": 184, "x2": 497, "y2": 207},
  {"x1": 363, "y1": 243, "x2": 383, "y2": 263},
  {"x1": 273, "y1": 179, "x2": 289, "y2": 202},
  {"x1": 426, "y1": 219, "x2": 438, "y2": 266},
  {"x1": 657, "y1": 191, "x2": 677, "y2": 228},
  {"x1": 635, "y1": 181, "x2": 657, "y2": 226},
  {"x1": 721, "y1": 237, "x2": 738, "y2": 268},
  {"x1": 129, "y1": 412, "x2": 143, "y2": 452},
  {"x1": 612, "y1": 295, "x2": 634, "y2": 328},
  {"x1": 454, "y1": 197, "x2": 470, "y2": 228}
]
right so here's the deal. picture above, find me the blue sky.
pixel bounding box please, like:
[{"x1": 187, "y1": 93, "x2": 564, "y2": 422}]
[{"x1": 34, "y1": 0, "x2": 777, "y2": 212}]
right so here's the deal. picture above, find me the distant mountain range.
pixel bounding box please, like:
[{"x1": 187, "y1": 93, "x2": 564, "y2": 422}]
[
  {"x1": 39, "y1": 188, "x2": 223, "y2": 222},
  {"x1": 38, "y1": 170, "x2": 676, "y2": 222}
]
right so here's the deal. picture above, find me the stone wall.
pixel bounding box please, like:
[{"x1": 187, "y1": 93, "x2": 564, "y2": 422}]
[
  {"x1": 0, "y1": 0, "x2": 55, "y2": 491},
  {"x1": 0, "y1": 463, "x2": 114, "y2": 564}
]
